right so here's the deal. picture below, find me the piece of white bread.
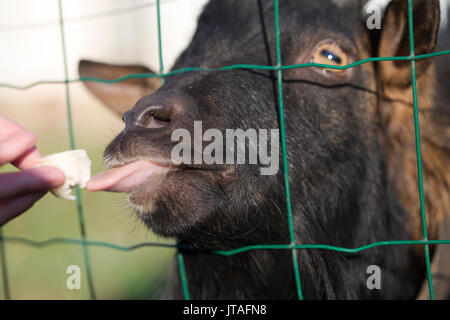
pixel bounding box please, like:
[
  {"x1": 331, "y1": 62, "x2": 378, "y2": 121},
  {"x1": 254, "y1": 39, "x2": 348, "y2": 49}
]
[{"x1": 35, "y1": 150, "x2": 91, "y2": 200}]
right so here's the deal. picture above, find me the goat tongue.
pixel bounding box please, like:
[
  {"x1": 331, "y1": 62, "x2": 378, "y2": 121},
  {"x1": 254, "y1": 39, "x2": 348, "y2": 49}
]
[{"x1": 86, "y1": 160, "x2": 167, "y2": 192}]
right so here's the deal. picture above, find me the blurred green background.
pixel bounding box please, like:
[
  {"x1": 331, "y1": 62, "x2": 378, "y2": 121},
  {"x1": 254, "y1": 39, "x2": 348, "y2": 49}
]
[
  {"x1": 0, "y1": 82, "x2": 176, "y2": 299},
  {"x1": 0, "y1": 0, "x2": 209, "y2": 299}
]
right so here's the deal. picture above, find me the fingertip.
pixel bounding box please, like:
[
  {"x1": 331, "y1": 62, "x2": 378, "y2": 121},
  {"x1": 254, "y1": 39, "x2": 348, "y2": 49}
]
[
  {"x1": 13, "y1": 146, "x2": 42, "y2": 170},
  {"x1": 47, "y1": 167, "x2": 66, "y2": 187},
  {"x1": 0, "y1": 131, "x2": 38, "y2": 166},
  {"x1": 24, "y1": 131, "x2": 37, "y2": 145},
  {"x1": 32, "y1": 166, "x2": 66, "y2": 188}
]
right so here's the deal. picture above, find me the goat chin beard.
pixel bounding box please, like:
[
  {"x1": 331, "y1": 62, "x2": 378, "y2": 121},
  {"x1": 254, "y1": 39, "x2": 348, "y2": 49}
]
[
  {"x1": 126, "y1": 192, "x2": 157, "y2": 217},
  {"x1": 124, "y1": 170, "x2": 167, "y2": 217}
]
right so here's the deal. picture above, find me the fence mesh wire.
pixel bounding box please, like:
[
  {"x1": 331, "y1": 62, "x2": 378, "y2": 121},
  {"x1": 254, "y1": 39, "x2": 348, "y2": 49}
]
[{"x1": 0, "y1": 0, "x2": 450, "y2": 300}]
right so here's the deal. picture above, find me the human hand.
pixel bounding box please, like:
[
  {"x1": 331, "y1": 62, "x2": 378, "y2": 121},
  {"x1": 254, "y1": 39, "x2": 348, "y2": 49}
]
[{"x1": 0, "y1": 115, "x2": 65, "y2": 226}]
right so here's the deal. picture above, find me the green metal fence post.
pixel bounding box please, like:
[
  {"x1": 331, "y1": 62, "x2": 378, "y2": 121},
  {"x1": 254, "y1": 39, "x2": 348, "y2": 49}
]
[
  {"x1": 155, "y1": 0, "x2": 190, "y2": 300},
  {"x1": 273, "y1": 0, "x2": 303, "y2": 300},
  {"x1": 0, "y1": 229, "x2": 10, "y2": 299},
  {"x1": 407, "y1": 0, "x2": 435, "y2": 300},
  {"x1": 58, "y1": 0, "x2": 96, "y2": 300}
]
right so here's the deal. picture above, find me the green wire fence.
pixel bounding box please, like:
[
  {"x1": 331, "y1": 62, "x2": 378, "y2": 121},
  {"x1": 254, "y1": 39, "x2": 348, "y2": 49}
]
[{"x1": 0, "y1": 0, "x2": 449, "y2": 300}]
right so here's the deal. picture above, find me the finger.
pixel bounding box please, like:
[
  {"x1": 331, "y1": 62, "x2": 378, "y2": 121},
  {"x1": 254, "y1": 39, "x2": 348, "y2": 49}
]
[
  {"x1": 0, "y1": 166, "x2": 66, "y2": 200},
  {"x1": 0, "y1": 115, "x2": 42, "y2": 169},
  {"x1": 0, "y1": 192, "x2": 45, "y2": 227},
  {"x1": 0, "y1": 130, "x2": 37, "y2": 166},
  {"x1": 12, "y1": 146, "x2": 43, "y2": 170},
  {"x1": 0, "y1": 115, "x2": 27, "y2": 138}
]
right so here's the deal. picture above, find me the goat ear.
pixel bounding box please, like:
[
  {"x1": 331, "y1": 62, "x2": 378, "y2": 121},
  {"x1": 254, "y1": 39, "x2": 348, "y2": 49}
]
[
  {"x1": 78, "y1": 60, "x2": 161, "y2": 116},
  {"x1": 377, "y1": 0, "x2": 440, "y2": 88}
]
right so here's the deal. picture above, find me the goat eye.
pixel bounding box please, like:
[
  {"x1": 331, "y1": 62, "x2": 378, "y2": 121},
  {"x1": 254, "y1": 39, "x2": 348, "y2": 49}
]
[
  {"x1": 312, "y1": 42, "x2": 348, "y2": 73},
  {"x1": 321, "y1": 49, "x2": 341, "y2": 64}
]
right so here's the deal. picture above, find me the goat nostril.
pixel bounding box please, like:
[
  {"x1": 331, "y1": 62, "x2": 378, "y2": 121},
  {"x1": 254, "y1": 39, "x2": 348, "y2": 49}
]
[
  {"x1": 137, "y1": 106, "x2": 171, "y2": 129},
  {"x1": 147, "y1": 115, "x2": 170, "y2": 129}
]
